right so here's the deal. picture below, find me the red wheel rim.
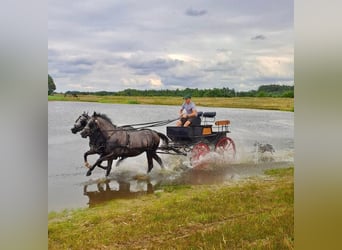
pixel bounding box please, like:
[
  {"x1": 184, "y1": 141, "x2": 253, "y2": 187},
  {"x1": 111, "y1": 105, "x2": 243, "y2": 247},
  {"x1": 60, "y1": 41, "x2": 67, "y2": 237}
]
[
  {"x1": 191, "y1": 142, "x2": 210, "y2": 164},
  {"x1": 215, "y1": 137, "x2": 236, "y2": 161}
]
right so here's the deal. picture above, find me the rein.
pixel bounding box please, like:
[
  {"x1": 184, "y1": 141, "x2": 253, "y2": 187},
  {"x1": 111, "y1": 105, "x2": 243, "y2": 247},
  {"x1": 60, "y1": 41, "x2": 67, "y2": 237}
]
[
  {"x1": 121, "y1": 118, "x2": 179, "y2": 129},
  {"x1": 95, "y1": 118, "x2": 179, "y2": 132}
]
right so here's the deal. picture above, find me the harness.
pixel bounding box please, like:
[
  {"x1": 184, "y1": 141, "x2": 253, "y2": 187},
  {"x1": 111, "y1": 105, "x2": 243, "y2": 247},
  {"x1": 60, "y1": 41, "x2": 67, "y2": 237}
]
[
  {"x1": 108, "y1": 129, "x2": 155, "y2": 150},
  {"x1": 93, "y1": 117, "x2": 159, "y2": 150},
  {"x1": 105, "y1": 129, "x2": 132, "y2": 149},
  {"x1": 125, "y1": 132, "x2": 130, "y2": 148}
]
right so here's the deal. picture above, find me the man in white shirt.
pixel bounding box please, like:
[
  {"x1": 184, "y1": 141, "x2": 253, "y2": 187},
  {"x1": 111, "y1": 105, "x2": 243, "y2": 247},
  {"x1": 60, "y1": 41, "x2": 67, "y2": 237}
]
[{"x1": 176, "y1": 94, "x2": 198, "y2": 127}]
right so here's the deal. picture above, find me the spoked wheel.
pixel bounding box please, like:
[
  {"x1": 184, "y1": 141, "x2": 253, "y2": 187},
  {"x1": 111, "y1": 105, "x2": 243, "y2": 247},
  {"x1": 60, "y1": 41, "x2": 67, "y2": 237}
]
[
  {"x1": 215, "y1": 137, "x2": 236, "y2": 162},
  {"x1": 190, "y1": 142, "x2": 210, "y2": 166}
]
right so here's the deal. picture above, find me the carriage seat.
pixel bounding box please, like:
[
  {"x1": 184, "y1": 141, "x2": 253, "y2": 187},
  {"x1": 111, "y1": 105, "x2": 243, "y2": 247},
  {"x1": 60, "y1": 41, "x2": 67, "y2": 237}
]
[
  {"x1": 190, "y1": 111, "x2": 217, "y2": 126},
  {"x1": 202, "y1": 112, "x2": 216, "y2": 118},
  {"x1": 202, "y1": 112, "x2": 216, "y2": 125},
  {"x1": 190, "y1": 111, "x2": 203, "y2": 126}
]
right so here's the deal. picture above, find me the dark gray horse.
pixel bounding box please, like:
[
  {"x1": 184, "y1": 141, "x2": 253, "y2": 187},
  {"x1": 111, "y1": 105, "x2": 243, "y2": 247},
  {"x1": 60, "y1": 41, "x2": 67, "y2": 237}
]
[
  {"x1": 80, "y1": 112, "x2": 169, "y2": 176},
  {"x1": 71, "y1": 112, "x2": 133, "y2": 169},
  {"x1": 71, "y1": 112, "x2": 111, "y2": 169},
  {"x1": 71, "y1": 111, "x2": 90, "y2": 134}
]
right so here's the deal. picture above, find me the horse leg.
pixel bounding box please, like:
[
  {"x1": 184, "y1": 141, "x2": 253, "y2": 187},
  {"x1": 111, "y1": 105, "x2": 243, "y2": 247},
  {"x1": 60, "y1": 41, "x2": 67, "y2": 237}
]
[
  {"x1": 105, "y1": 159, "x2": 113, "y2": 177},
  {"x1": 115, "y1": 157, "x2": 127, "y2": 167},
  {"x1": 86, "y1": 152, "x2": 115, "y2": 176},
  {"x1": 84, "y1": 150, "x2": 96, "y2": 168},
  {"x1": 97, "y1": 162, "x2": 108, "y2": 170},
  {"x1": 86, "y1": 155, "x2": 108, "y2": 170},
  {"x1": 99, "y1": 154, "x2": 119, "y2": 169},
  {"x1": 146, "y1": 151, "x2": 154, "y2": 173},
  {"x1": 97, "y1": 157, "x2": 109, "y2": 170},
  {"x1": 151, "y1": 151, "x2": 164, "y2": 169}
]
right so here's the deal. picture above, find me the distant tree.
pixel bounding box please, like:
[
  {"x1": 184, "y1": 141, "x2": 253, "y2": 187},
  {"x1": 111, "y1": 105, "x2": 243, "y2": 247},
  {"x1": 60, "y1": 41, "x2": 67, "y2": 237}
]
[
  {"x1": 256, "y1": 91, "x2": 267, "y2": 97},
  {"x1": 257, "y1": 84, "x2": 294, "y2": 97},
  {"x1": 48, "y1": 74, "x2": 56, "y2": 95},
  {"x1": 282, "y1": 90, "x2": 294, "y2": 98}
]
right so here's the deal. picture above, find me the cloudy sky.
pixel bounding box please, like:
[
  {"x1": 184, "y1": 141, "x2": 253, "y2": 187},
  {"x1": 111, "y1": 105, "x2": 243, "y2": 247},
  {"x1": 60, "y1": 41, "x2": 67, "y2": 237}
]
[{"x1": 48, "y1": 0, "x2": 293, "y2": 93}]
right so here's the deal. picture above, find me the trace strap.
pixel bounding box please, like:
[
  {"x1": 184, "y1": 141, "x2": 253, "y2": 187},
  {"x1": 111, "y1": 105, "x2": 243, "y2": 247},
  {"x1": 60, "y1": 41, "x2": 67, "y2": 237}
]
[{"x1": 122, "y1": 118, "x2": 179, "y2": 129}]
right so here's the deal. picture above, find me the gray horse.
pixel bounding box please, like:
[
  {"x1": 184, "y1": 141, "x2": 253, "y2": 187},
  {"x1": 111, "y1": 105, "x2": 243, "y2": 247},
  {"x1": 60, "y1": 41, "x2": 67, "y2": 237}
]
[
  {"x1": 80, "y1": 112, "x2": 169, "y2": 176},
  {"x1": 71, "y1": 112, "x2": 114, "y2": 169},
  {"x1": 71, "y1": 112, "x2": 133, "y2": 169}
]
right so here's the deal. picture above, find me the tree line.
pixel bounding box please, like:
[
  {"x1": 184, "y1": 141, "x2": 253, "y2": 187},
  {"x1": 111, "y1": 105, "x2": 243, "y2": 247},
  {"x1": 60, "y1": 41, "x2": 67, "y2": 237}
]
[
  {"x1": 63, "y1": 85, "x2": 293, "y2": 98},
  {"x1": 49, "y1": 74, "x2": 293, "y2": 98}
]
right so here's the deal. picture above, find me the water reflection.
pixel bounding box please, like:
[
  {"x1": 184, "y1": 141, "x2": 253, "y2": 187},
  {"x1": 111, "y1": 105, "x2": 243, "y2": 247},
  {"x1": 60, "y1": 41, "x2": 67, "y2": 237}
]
[
  {"x1": 83, "y1": 178, "x2": 155, "y2": 208},
  {"x1": 81, "y1": 161, "x2": 293, "y2": 208},
  {"x1": 180, "y1": 170, "x2": 227, "y2": 185}
]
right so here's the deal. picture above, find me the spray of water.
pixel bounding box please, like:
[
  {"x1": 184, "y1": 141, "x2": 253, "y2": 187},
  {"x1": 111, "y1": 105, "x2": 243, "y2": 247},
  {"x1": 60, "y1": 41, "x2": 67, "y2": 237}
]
[{"x1": 79, "y1": 141, "x2": 294, "y2": 208}]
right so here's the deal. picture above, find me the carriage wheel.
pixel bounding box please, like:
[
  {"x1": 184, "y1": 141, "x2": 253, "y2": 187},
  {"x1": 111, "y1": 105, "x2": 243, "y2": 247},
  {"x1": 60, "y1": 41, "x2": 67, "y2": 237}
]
[
  {"x1": 215, "y1": 137, "x2": 236, "y2": 162},
  {"x1": 191, "y1": 142, "x2": 210, "y2": 165}
]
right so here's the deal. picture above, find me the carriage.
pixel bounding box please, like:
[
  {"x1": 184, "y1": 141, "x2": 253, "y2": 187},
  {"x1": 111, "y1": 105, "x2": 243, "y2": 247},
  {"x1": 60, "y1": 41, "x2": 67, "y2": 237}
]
[
  {"x1": 158, "y1": 111, "x2": 236, "y2": 166},
  {"x1": 72, "y1": 110, "x2": 236, "y2": 176}
]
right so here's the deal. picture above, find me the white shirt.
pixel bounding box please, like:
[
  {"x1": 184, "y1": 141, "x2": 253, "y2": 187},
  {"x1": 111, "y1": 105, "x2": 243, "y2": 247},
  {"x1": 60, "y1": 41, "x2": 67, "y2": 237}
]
[{"x1": 181, "y1": 101, "x2": 196, "y2": 114}]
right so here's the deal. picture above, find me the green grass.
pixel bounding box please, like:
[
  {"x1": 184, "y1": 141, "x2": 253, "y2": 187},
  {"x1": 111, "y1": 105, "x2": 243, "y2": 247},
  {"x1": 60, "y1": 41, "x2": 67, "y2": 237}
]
[
  {"x1": 49, "y1": 167, "x2": 294, "y2": 249},
  {"x1": 48, "y1": 94, "x2": 294, "y2": 111}
]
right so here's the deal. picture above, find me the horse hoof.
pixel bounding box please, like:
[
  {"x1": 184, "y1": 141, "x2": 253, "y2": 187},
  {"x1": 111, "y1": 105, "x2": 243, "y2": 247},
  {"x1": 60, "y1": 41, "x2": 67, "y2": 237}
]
[{"x1": 86, "y1": 171, "x2": 92, "y2": 176}]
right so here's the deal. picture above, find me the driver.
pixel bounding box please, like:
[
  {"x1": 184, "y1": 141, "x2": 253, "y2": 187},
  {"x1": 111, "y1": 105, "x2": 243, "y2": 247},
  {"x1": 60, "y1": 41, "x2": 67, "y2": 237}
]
[{"x1": 176, "y1": 94, "x2": 198, "y2": 127}]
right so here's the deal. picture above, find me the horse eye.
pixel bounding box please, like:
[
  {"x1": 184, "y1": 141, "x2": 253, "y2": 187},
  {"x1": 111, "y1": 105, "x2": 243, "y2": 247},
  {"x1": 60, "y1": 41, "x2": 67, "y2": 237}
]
[{"x1": 81, "y1": 120, "x2": 87, "y2": 126}]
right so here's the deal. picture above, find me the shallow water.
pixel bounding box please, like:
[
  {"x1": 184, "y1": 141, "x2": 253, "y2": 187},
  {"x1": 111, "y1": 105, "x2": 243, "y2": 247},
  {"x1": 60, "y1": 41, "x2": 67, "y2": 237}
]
[{"x1": 48, "y1": 101, "x2": 294, "y2": 212}]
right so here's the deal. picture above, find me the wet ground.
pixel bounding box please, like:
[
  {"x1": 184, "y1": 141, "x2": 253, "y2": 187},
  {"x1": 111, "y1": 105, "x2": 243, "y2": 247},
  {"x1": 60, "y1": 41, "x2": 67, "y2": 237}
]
[
  {"x1": 48, "y1": 101, "x2": 294, "y2": 212},
  {"x1": 81, "y1": 160, "x2": 293, "y2": 208}
]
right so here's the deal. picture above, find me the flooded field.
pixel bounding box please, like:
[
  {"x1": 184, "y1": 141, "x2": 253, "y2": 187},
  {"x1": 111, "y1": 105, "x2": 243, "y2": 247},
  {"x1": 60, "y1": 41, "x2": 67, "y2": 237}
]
[{"x1": 48, "y1": 101, "x2": 294, "y2": 212}]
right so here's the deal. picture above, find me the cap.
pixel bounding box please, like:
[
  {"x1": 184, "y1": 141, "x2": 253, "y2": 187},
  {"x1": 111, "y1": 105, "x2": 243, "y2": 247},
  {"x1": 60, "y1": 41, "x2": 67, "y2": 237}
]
[{"x1": 183, "y1": 94, "x2": 191, "y2": 99}]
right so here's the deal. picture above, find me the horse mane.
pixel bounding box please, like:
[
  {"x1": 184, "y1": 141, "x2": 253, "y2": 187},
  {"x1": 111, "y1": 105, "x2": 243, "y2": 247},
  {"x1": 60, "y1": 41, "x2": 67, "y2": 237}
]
[{"x1": 93, "y1": 112, "x2": 116, "y2": 127}]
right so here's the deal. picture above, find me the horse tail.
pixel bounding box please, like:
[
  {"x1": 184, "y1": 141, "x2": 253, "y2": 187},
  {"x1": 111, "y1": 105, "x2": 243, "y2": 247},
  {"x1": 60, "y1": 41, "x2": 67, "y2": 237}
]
[{"x1": 157, "y1": 132, "x2": 169, "y2": 146}]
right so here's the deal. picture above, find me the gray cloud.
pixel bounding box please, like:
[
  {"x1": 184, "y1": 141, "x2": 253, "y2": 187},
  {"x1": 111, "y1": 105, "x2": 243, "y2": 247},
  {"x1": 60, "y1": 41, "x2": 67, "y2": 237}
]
[
  {"x1": 48, "y1": 49, "x2": 95, "y2": 76},
  {"x1": 126, "y1": 58, "x2": 183, "y2": 75},
  {"x1": 251, "y1": 34, "x2": 266, "y2": 40},
  {"x1": 185, "y1": 8, "x2": 207, "y2": 16}
]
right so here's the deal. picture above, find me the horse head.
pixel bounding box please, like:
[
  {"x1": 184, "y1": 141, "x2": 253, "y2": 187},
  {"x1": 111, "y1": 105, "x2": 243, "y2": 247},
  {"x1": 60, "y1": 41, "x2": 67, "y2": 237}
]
[
  {"x1": 80, "y1": 116, "x2": 99, "y2": 138},
  {"x1": 91, "y1": 112, "x2": 117, "y2": 137},
  {"x1": 71, "y1": 112, "x2": 90, "y2": 134},
  {"x1": 79, "y1": 112, "x2": 117, "y2": 140}
]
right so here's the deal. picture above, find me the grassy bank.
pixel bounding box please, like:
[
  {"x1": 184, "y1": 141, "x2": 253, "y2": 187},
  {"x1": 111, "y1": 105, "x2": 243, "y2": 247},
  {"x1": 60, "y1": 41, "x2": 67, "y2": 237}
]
[
  {"x1": 48, "y1": 94, "x2": 294, "y2": 111},
  {"x1": 48, "y1": 167, "x2": 294, "y2": 249}
]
